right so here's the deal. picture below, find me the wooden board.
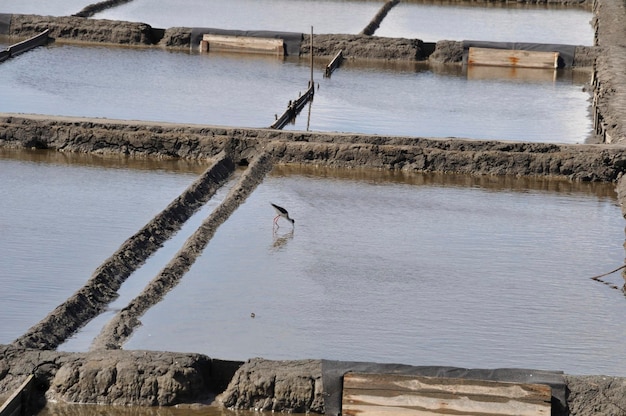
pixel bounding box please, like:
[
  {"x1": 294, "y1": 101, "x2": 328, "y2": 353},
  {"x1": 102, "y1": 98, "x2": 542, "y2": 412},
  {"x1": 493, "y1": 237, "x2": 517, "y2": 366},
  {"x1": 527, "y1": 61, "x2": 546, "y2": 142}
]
[
  {"x1": 0, "y1": 375, "x2": 34, "y2": 416},
  {"x1": 468, "y1": 47, "x2": 558, "y2": 69},
  {"x1": 342, "y1": 372, "x2": 552, "y2": 416},
  {"x1": 200, "y1": 34, "x2": 284, "y2": 56}
]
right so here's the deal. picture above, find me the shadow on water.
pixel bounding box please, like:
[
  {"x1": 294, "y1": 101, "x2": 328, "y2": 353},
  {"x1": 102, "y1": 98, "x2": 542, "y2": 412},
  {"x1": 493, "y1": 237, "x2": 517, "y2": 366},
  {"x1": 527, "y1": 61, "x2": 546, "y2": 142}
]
[
  {"x1": 37, "y1": 402, "x2": 260, "y2": 416},
  {"x1": 0, "y1": 148, "x2": 210, "y2": 174},
  {"x1": 270, "y1": 164, "x2": 618, "y2": 200}
]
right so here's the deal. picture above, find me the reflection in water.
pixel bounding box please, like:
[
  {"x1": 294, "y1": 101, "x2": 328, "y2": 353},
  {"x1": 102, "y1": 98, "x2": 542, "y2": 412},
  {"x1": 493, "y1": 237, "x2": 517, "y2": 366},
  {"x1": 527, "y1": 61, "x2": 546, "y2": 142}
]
[
  {"x1": 0, "y1": 147, "x2": 209, "y2": 174},
  {"x1": 272, "y1": 228, "x2": 294, "y2": 251},
  {"x1": 120, "y1": 163, "x2": 626, "y2": 376},
  {"x1": 37, "y1": 402, "x2": 259, "y2": 416}
]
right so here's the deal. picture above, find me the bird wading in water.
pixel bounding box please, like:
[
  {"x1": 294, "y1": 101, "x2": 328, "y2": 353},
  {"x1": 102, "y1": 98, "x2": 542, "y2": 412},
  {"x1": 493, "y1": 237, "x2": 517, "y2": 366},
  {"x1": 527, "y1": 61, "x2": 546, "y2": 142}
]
[{"x1": 271, "y1": 203, "x2": 295, "y2": 227}]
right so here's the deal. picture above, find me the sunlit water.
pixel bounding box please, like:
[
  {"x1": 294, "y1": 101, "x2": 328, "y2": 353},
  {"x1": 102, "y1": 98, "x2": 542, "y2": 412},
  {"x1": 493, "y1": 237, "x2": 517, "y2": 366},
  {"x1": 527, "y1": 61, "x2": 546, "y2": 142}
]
[
  {"x1": 1, "y1": 0, "x2": 593, "y2": 46},
  {"x1": 3, "y1": 149, "x2": 617, "y2": 376},
  {"x1": 88, "y1": 0, "x2": 592, "y2": 46},
  {"x1": 112, "y1": 166, "x2": 626, "y2": 377},
  {"x1": 0, "y1": 0, "x2": 91, "y2": 16},
  {"x1": 377, "y1": 2, "x2": 593, "y2": 44},
  {"x1": 0, "y1": 149, "x2": 208, "y2": 343},
  {"x1": 0, "y1": 42, "x2": 592, "y2": 142}
]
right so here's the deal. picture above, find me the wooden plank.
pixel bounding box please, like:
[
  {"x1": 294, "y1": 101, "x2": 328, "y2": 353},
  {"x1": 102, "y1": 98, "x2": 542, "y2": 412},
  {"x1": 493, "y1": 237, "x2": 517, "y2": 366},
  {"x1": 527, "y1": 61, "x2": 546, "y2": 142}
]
[
  {"x1": 468, "y1": 47, "x2": 558, "y2": 69},
  {"x1": 467, "y1": 65, "x2": 556, "y2": 82},
  {"x1": 342, "y1": 372, "x2": 551, "y2": 416},
  {"x1": 325, "y1": 49, "x2": 343, "y2": 77},
  {"x1": 0, "y1": 375, "x2": 34, "y2": 416},
  {"x1": 201, "y1": 34, "x2": 284, "y2": 56}
]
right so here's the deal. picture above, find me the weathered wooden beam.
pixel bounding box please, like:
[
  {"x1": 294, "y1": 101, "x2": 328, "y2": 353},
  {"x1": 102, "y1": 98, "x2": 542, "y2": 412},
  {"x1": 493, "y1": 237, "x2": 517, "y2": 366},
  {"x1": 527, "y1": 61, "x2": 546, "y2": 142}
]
[
  {"x1": 200, "y1": 34, "x2": 284, "y2": 56},
  {"x1": 325, "y1": 50, "x2": 343, "y2": 78},
  {"x1": 270, "y1": 83, "x2": 315, "y2": 129},
  {"x1": 0, "y1": 375, "x2": 34, "y2": 416},
  {"x1": 342, "y1": 372, "x2": 552, "y2": 416},
  {"x1": 468, "y1": 47, "x2": 559, "y2": 69}
]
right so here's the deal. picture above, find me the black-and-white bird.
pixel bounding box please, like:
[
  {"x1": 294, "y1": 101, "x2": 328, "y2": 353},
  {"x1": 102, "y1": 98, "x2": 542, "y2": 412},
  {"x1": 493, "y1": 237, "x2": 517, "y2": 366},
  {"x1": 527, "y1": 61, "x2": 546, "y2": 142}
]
[{"x1": 271, "y1": 203, "x2": 295, "y2": 226}]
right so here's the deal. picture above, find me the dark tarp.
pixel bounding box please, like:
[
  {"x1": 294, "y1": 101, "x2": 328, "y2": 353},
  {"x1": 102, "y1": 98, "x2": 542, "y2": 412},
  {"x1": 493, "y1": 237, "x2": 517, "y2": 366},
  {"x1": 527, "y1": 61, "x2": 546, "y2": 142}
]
[
  {"x1": 191, "y1": 28, "x2": 303, "y2": 56},
  {"x1": 0, "y1": 14, "x2": 11, "y2": 35},
  {"x1": 321, "y1": 360, "x2": 567, "y2": 416},
  {"x1": 462, "y1": 40, "x2": 577, "y2": 68}
]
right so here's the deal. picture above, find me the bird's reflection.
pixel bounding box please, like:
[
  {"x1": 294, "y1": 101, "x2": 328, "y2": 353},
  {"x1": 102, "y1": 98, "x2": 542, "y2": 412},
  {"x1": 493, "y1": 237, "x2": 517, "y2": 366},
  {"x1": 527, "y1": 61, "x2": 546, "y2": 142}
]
[{"x1": 272, "y1": 227, "x2": 294, "y2": 250}]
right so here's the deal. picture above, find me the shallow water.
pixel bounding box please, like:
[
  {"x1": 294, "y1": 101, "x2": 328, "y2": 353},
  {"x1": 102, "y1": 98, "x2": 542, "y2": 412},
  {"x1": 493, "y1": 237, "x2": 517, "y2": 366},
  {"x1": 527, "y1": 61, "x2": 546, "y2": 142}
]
[
  {"x1": 0, "y1": 42, "x2": 592, "y2": 142},
  {"x1": 0, "y1": 0, "x2": 91, "y2": 16},
  {"x1": 378, "y1": 2, "x2": 593, "y2": 44},
  {"x1": 8, "y1": 151, "x2": 616, "y2": 376},
  {"x1": 0, "y1": 149, "x2": 208, "y2": 343},
  {"x1": 89, "y1": 0, "x2": 593, "y2": 46},
  {"x1": 108, "y1": 165, "x2": 625, "y2": 376}
]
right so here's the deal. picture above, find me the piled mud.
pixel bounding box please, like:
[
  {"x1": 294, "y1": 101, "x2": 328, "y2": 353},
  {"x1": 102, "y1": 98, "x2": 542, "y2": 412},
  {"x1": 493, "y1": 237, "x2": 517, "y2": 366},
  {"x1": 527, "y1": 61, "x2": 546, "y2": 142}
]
[
  {"x1": 5, "y1": 14, "x2": 157, "y2": 45},
  {"x1": 2, "y1": 114, "x2": 626, "y2": 182},
  {"x1": 3, "y1": 349, "x2": 626, "y2": 416},
  {"x1": 0, "y1": 344, "x2": 241, "y2": 410}
]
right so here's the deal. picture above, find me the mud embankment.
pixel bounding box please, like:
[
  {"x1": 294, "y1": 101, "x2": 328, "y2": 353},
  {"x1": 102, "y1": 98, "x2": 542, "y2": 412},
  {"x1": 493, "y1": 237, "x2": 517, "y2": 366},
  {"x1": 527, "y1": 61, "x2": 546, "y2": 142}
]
[
  {"x1": 2, "y1": 114, "x2": 626, "y2": 182},
  {"x1": 2, "y1": 13, "x2": 597, "y2": 67},
  {"x1": 3, "y1": 348, "x2": 626, "y2": 416}
]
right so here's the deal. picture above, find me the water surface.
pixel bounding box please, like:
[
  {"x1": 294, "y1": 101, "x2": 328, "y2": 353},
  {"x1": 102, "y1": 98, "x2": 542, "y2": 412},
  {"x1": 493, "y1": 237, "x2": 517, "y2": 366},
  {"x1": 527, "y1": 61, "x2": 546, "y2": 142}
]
[
  {"x1": 111, "y1": 166, "x2": 626, "y2": 377},
  {"x1": 0, "y1": 149, "x2": 208, "y2": 343},
  {"x1": 378, "y1": 2, "x2": 593, "y2": 44},
  {"x1": 0, "y1": 43, "x2": 592, "y2": 142},
  {"x1": 0, "y1": 0, "x2": 90, "y2": 16}
]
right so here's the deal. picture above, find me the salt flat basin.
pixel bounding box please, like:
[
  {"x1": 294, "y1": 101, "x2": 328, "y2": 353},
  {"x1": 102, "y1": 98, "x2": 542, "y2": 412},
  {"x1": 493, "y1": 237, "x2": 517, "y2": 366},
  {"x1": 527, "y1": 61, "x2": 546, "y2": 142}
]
[
  {"x1": 88, "y1": 0, "x2": 593, "y2": 46},
  {"x1": 0, "y1": 43, "x2": 592, "y2": 142},
  {"x1": 55, "y1": 162, "x2": 626, "y2": 377}
]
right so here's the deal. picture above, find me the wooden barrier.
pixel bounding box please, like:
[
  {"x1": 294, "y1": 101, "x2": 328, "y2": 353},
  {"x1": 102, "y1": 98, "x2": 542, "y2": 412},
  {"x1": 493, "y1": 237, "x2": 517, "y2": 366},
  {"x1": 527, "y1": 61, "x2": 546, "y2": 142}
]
[
  {"x1": 200, "y1": 34, "x2": 284, "y2": 56},
  {"x1": 325, "y1": 50, "x2": 343, "y2": 78},
  {"x1": 0, "y1": 375, "x2": 35, "y2": 416},
  {"x1": 270, "y1": 82, "x2": 315, "y2": 129},
  {"x1": 8, "y1": 29, "x2": 50, "y2": 57},
  {"x1": 468, "y1": 46, "x2": 559, "y2": 69},
  {"x1": 342, "y1": 372, "x2": 552, "y2": 416}
]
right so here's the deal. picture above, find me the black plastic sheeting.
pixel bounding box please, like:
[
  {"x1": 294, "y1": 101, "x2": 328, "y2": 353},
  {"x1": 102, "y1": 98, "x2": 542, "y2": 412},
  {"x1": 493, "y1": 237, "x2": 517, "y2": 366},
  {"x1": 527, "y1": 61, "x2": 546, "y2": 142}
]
[
  {"x1": 321, "y1": 359, "x2": 567, "y2": 416},
  {"x1": 190, "y1": 28, "x2": 303, "y2": 56},
  {"x1": 462, "y1": 40, "x2": 577, "y2": 68},
  {"x1": 0, "y1": 14, "x2": 11, "y2": 35}
]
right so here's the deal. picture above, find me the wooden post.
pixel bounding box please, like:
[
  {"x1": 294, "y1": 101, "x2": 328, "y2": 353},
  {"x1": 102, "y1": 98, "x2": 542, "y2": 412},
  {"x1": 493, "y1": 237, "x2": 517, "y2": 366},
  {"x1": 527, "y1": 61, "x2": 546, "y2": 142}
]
[{"x1": 310, "y1": 26, "x2": 314, "y2": 86}]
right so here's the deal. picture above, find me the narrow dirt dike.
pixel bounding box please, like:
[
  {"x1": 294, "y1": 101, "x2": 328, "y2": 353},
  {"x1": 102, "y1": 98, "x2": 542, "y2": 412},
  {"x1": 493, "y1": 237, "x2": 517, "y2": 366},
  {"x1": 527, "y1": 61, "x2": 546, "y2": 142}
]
[
  {"x1": 12, "y1": 151, "x2": 236, "y2": 351},
  {"x1": 90, "y1": 150, "x2": 275, "y2": 350}
]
